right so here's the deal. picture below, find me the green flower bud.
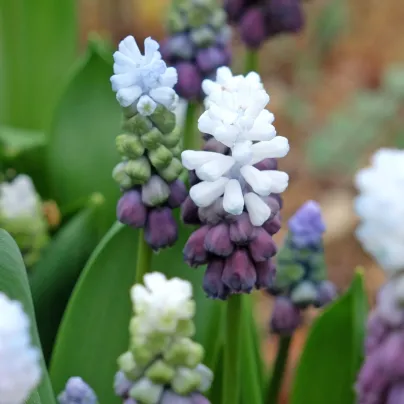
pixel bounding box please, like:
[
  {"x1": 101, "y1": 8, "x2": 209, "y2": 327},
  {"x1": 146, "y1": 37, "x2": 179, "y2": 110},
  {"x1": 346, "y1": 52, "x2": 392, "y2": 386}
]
[
  {"x1": 130, "y1": 378, "x2": 163, "y2": 404},
  {"x1": 210, "y1": 8, "x2": 226, "y2": 29},
  {"x1": 188, "y1": 6, "x2": 210, "y2": 27},
  {"x1": 116, "y1": 134, "x2": 145, "y2": 159},
  {"x1": 167, "y1": 12, "x2": 187, "y2": 33},
  {"x1": 149, "y1": 145, "x2": 173, "y2": 171},
  {"x1": 158, "y1": 158, "x2": 183, "y2": 183},
  {"x1": 162, "y1": 127, "x2": 181, "y2": 149},
  {"x1": 170, "y1": 143, "x2": 182, "y2": 159},
  {"x1": 130, "y1": 341, "x2": 155, "y2": 367},
  {"x1": 190, "y1": 26, "x2": 216, "y2": 47},
  {"x1": 113, "y1": 161, "x2": 134, "y2": 189},
  {"x1": 290, "y1": 281, "x2": 318, "y2": 306},
  {"x1": 141, "y1": 176, "x2": 171, "y2": 207},
  {"x1": 140, "y1": 128, "x2": 163, "y2": 150},
  {"x1": 145, "y1": 360, "x2": 176, "y2": 384},
  {"x1": 171, "y1": 368, "x2": 201, "y2": 395},
  {"x1": 149, "y1": 105, "x2": 176, "y2": 134},
  {"x1": 176, "y1": 319, "x2": 195, "y2": 338},
  {"x1": 125, "y1": 157, "x2": 151, "y2": 184},
  {"x1": 124, "y1": 113, "x2": 153, "y2": 136},
  {"x1": 164, "y1": 338, "x2": 204, "y2": 368},
  {"x1": 309, "y1": 252, "x2": 327, "y2": 282}
]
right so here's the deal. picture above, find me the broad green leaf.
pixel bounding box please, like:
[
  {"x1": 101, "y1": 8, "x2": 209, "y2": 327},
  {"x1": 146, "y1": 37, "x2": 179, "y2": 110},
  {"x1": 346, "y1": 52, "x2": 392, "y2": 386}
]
[
  {"x1": 50, "y1": 222, "x2": 137, "y2": 404},
  {"x1": 0, "y1": 126, "x2": 46, "y2": 157},
  {"x1": 30, "y1": 196, "x2": 104, "y2": 362},
  {"x1": 47, "y1": 44, "x2": 121, "y2": 231},
  {"x1": 0, "y1": 229, "x2": 56, "y2": 404},
  {"x1": 291, "y1": 271, "x2": 367, "y2": 404},
  {"x1": 0, "y1": 0, "x2": 76, "y2": 130}
]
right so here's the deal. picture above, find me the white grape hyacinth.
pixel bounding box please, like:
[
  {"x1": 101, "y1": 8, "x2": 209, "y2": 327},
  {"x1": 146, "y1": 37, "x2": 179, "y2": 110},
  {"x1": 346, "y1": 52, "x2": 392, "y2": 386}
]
[
  {"x1": 130, "y1": 272, "x2": 195, "y2": 335},
  {"x1": 0, "y1": 175, "x2": 38, "y2": 219},
  {"x1": 111, "y1": 36, "x2": 178, "y2": 114},
  {"x1": 355, "y1": 148, "x2": 404, "y2": 275},
  {"x1": 0, "y1": 293, "x2": 41, "y2": 404},
  {"x1": 182, "y1": 69, "x2": 289, "y2": 227}
]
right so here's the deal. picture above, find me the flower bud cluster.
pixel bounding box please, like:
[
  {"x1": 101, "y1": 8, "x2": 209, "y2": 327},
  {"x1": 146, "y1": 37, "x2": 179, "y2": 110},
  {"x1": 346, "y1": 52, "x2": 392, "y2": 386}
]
[
  {"x1": 115, "y1": 273, "x2": 213, "y2": 404},
  {"x1": 0, "y1": 174, "x2": 49, "y2": 267},
  {"x1": 58, "y1": 377, "x2": 98, "y2": 404},
  {"x1": 161, "y1": 0, "x2": 232, "y2": 101},
  {"x1": 225, "y1": 0, "x2": 305, "y2": 49},
  {"x1": 111, "y1": 36, "x2": 188, "y2": 250}
]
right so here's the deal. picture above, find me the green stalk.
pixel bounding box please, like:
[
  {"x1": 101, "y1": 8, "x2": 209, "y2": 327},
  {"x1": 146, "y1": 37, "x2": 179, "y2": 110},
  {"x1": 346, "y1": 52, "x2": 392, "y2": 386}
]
[
  {"x1": 222, "y1": 294, "x2": 243, "y2": 404},
  {"x1": 135, "y1": 229, "x2": 153, "y2": 284},
  {"x1": 266, "y1": 336, "x2": 292, "y2": 404},
  {"x1": 244, "y1": 48, "x2": 260, "y2": 74},
  {"x1": 183, "y1": 101, "x2": 200, "y2": 151}
]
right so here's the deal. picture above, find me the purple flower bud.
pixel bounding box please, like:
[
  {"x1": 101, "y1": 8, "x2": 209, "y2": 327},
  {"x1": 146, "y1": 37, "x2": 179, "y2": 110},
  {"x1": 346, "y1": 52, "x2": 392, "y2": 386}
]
[
  {"x1": 198, "y1": 198, "x2": 226, "y2": 225},
  {"x1": 249, "y1": 228, "x2": 277, "y2": 262},
  {"x1": 160, "y1": 390, "x2": 192, "y2": 404},
  {"x1": 229, "y1": 212, "x2": 255, "y2": 245},
  {"x1": 191, "y1": 393, "x2": 211, "y2": 404},
  {"x1": 239, "y1": 7, "x2": 267, "y2": 49},
  {"x1": 387, "y1": 383, "x2": 404, "y2": 404},
  {"x1": 263, "y1": 213, "x2": 282, "y2": 236},
  {"x1": 270, "y1": 297, "x2": 302, "y2": 336},
  {"x1": 196, "y1": 47, "x2": 228, "y2": 73},
  {"x1": 203, "y1": 137, "x2": 229, "y2": 155},
  {"x1": 189, "y1": 170, "x2": 200, "y2": 186},
  {"x1": 163, "y1": 34, "x2": 194, "y2": 60},
  {"x1": 266, "y1": 0, "x2": 304, "y2": 37},
  {"x1": 365, "y1": 312, "x2": 391, "y2": 356},
  {"x1": 117, "y1": 190, "x2": 147, "y2": 228},
  {"x1": 376, "y1": 282, "x2": 404, "y2": 327},
  {"x1": 222, "y1": 249, "x2": 256, "y2": 293},
  {"x1": 114, "y1": 371, "x2": 133, "y2": 398},
  {"x1": 181, "y1": 196, "x2": 201, "y2": 225},
  {"x1": 288, "y1": 200, "x2": 325, "y2": 248},
  {"x1": 124, "y1": 399, "x2": 137, "y2": 404},
  {"x1": 175, "y1": 62, "x2": 202, "y2": 100},
  {"x1": 254, "y1": 158, "x2": 278, "y2": 171},
  {"x1": 255, "y1": 259, "x2": 275, "y2": 289},
  {"x1": 315, "y1": 280, "x2": 337, "y2": 307},
  {"x1": 261, "y1": 195, "x2": 281, "y2": 220},
  {"x1": 58, "y1": 377, "x2": 97, "y2": 404},
  {"x1": 168, "y1": 179, "x2": 188, "y2": 208},
  {"x1": 145, "y1": 207, "x2": 178, "y2": 250},
  {"x1": 224, "y1": 0, "x2": 245, "y2": 22},
  {"x1": 204, "y1": 223, "x2": 234, "y2": 257},
  {"x1": 204, "y1": 259, "x2": 229, "y2": 299},
  {"x1": 184, "y1": 225, "x2": 210, "y2": 266}
]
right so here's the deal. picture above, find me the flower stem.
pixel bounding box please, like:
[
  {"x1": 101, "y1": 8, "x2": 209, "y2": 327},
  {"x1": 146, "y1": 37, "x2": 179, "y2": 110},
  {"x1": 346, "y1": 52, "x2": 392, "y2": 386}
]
[
  {"x1": 135, "y1": 229, "x2": 153, "y2": 284},
  {"x1": 222, "y1": 294, "x2": 243, "y2": 404},
  {"x1": 266, "y1": 336, "x2": 292, "y2": 404},
  {"x1": 183, "y1": 101, "x2": 200, "y2": 151},
  {"x1": 244, "y1": 48, "x2": 259, "y2": 74}
]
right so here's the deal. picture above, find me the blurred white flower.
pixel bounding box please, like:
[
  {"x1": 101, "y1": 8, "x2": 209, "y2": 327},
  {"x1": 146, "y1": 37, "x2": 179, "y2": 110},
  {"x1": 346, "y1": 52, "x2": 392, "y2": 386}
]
[
  {"x1": 111, "y1": 36, "x2": 178, "y2": 112},
  {"x1": 0, "y1": 293, "x2": 41, "y2": 404},
  {"x1": 355, "y1": 148, "x2": 404, "y2": 274},
  {"x1": 0, "y1": 175, "x2": 38, "y2": 219},
  {"x1": 130, "y1": 272, "x2": 195, "y2": 334}
]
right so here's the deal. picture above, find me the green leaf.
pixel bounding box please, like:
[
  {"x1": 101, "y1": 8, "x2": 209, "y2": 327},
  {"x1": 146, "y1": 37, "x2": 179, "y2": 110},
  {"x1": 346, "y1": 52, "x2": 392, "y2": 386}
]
[
  {"x1": 47, "y1": 44, "x2": 121, "y2": 231},
  {"x1": 0, "y1": 0, "x2": 76, "y2": 130},
  {"x1": 50, "y1": 222, "x2": 137, "y2": 404},
  {"x1": 30, "y1": 196, "x2": 104, "y2": 362},
  {"x1": 291, "y1": 271, "x2": 368, "y2": 404},
  {"x1": 0, "y1": 229, "x2": 56, "y2": 404}
]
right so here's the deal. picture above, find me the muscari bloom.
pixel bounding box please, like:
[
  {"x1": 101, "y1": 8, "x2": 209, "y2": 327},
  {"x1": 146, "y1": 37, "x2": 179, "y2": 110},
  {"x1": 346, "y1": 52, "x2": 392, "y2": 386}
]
[
  {"x1": 182, "y1": 68, "x2": 286, "y2": 298},
  {"x1": 225, "y1": 0, "x2": 304, "y2": 48},
  {"x1": 114, "y1": 273, "x2": 212, "y2": 404},
  {"x1": 0, "y1": 174, "x2": 49, "y2": 267},
  {"x1": 161, "y1": 0, "x2": 232, "y2": 100},
  {"x1": 111, "y1": 36, "x2": 187, "y2": 250},
  {"x1": 58, "y1": 377, "x2": 98, "y2": 404},
  {"x1": 0, "y1": 292, "x2": 41, "y2": 404},
  {"x1": 269, "y1": 201, "x2": 337, "y2": 335}
]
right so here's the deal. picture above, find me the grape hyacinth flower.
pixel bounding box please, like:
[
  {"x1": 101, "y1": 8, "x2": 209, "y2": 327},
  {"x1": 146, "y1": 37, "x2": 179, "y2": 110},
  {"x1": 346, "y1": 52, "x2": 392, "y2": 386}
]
[
  {"x1": 225, "y1": 0, "x2": 305, "y2": 49},
  {"x1": 0, "y1": 292, "x2": 41, "y2": 404},
  {"x1": 182, "y1": 69, "x2": 288, "y2": 298},
  {"x1": 269, "y1": 201, "x2": 337, "y2": 335},
  {"x1": 0, "y1": 174, "x2": 49, "y2": 267},
  {"x1": 58, "y1": 377, "x2": 98, "y2": 404},
  {"x1": 111, "y1": 36, "x2": 187, "y2": 250},
  {"x1": 114, "y1": 273, "x2": 212, "y2": 404},
  {"x1": 161, "y1": 0, "x2": 232, "y2": 100}
]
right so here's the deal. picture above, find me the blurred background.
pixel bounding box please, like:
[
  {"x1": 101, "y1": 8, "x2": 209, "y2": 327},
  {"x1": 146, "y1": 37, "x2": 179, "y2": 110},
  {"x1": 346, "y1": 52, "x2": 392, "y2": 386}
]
[{"x1": 2, "y1": 0, "x2": 404, "y2": 401}]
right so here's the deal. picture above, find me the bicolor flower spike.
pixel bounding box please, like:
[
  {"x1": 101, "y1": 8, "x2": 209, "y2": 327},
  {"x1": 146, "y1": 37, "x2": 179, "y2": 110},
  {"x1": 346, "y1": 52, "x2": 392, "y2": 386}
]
[
  {"x1": 182, "y1": 68, "x2": 289, "y2": 227},
  {"x1": 0, "y1": 293, "x2": 41, "y2": 404},
  {"x1": 115, "y1": 273, "x2": 213, "y2": 404},
  {"x1": 111, "y1": 36, "x2": 178, "y2": 112}
]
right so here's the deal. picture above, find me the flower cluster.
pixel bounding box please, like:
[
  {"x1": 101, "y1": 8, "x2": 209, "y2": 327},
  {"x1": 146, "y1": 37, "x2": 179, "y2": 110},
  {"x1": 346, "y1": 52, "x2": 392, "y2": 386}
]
[
  {"x1": 112, "y1": 36, "x2": 188, "y2": 250},
  {"x1": 225, "y1": 0, "x2": 304, "y2": 49},
  {"x1": 114, "y1": 273, "x2": 212, "y2": 404},
  {"x1": 182, "y1": 68, "x2": 288, "y2": 298},
  {"x1": 161, "y1": 0, "x2": 231, "y2": 100},
  {"x1": 269, "y1": 201, "x2": 337, "y2": 335},
  {"x1": 0, "y1": 174, "x2": 49, "y2": 267},
  {"x1": 58, "y1": 377, "x2": 98, "y2": 404},
  {"x1": 0, "y1": 292, "x2": 41, "y2": 404},
  {"x1": 355, "y1": 149, "x2": 404, "y2": 403}
]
